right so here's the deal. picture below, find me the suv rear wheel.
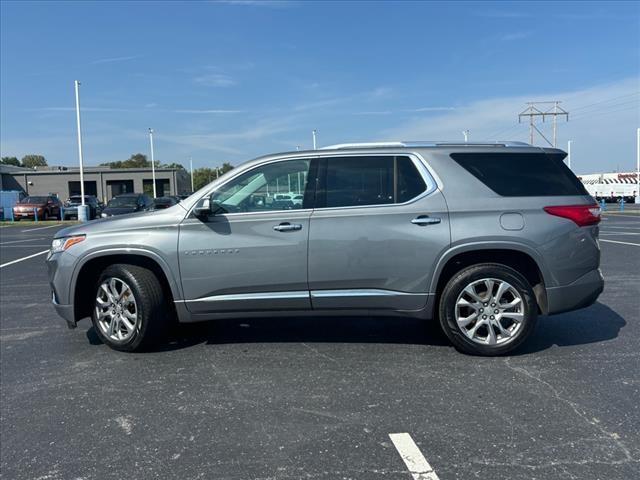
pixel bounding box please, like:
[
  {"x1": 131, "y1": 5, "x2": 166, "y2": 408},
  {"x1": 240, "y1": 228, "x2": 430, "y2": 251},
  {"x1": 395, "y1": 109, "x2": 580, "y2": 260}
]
[
  {"x1": 439, "y1": 263, "x2": 537, "y2": 356},
  {"x1": 91, "y1": 264, "x2": 169, "y2": 352}
]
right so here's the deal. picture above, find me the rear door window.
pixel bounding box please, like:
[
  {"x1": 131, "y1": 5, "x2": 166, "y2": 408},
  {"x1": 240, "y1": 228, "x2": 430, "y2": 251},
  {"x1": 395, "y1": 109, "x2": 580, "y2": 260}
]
[
  {"x1": 450, "y1": 152, "x2": 588, "y2": 196},
  {"x1": 318, "y1": 156, "x2": 426, "y2": 208}
]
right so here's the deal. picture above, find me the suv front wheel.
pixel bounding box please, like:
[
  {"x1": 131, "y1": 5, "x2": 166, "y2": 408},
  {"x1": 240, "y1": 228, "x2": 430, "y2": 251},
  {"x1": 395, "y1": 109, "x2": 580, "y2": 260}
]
[
  {"x1": 91, "y1": 264, "x2": 169, "y2": 352},
  {"x1": 439, "y1": 263, "x2": 537, "y2": 356}
]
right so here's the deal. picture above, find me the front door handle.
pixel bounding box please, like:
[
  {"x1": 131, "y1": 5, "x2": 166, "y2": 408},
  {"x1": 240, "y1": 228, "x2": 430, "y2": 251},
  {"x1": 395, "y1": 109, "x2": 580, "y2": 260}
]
[
  {"x1": 411, "y1": 215, "x2": 441, "y2": 226},
  {"x1": 273, "y1": 222, "x2": 303, "y2": 232}
]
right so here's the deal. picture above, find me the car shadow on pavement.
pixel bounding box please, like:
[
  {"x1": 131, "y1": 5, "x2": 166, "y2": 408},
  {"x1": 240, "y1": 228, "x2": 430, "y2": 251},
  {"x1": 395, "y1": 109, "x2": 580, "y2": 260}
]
[
  {"x1": 85, "y1": 302, "x2": 626, "y2": 354},
  {"x1": 87, "y1": 315, "x2": 451, "y2": 351},
  {"x1": 512, "y1": 302, "x2": 626, "y2": 355}
]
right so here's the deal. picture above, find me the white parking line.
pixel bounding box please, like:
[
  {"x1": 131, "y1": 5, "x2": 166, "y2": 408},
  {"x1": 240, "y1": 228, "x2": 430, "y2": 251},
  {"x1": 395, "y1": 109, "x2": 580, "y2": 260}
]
[
  {"x1": 600, "y1": 232, "x2": 640, "y2": 236},
  {"x1": 20, "y1": 224, "x2": 63, "y2": 232},
  {"x1": 600, "y1": 239, "x2": 640, "y2": 247},
  {"x1": 600, "y1": 226, "x2": 640, "y2": 230},
  {"x1": 0, "y1": 237, "x2": 45, "y2": 245},
  {"x1": 389, "y1": 433, "x2": 440, "y2": 480},
  {"x1": 0, "y1": 250, "x2": 49, "y2": 268}
]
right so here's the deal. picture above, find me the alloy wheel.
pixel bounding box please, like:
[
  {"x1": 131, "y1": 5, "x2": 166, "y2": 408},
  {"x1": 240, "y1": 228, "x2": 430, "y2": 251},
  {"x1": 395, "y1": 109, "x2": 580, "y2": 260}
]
[
  {"x1": 455, "y1": 278, "x2": 524, "y2": 346},
  {"x1": 95, "y1": 277, "x2": 138, "y2": 342}
]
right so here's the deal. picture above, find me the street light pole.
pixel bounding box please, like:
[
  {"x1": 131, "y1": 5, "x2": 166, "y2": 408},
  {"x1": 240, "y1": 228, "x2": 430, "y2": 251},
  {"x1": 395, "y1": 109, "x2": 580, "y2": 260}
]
[
  {"x1": 148, "y1": 128, "x2": 157, "y2": 198},
  {"x1": 462, "y1": 130, "x2": 469, "y2": 143},
  {"x1": 312, "y1": 129, "x2": 317, "y2": 150},
  {"x1": 190, "y1": 156, "x2": 194, "y2": 193},
  {"x1": 74, "y1": 80, "x2": 86, "y2": 208},
  {"x1": 567, "y1": 140, "x2": 572, "y2": 170},
  {"x1": 636, "y1": 128, "x2": 640, "y2": 204}
]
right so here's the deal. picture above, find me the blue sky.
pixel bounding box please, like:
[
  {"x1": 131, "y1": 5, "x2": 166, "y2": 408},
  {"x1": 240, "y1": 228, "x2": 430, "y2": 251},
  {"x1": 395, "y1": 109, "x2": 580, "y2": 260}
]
[{"x1": 1, "y1": 0, "x2": 638, "y2": 173}]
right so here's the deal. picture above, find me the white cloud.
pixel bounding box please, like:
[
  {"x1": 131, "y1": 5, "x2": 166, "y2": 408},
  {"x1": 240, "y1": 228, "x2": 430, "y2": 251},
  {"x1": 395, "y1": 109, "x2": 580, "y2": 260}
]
[
  {"x1": 382, "y1": 77, "x2": 640, "y2": 174},
  {"x1": 193, "y1": 73, "x2": 236, "y2": 87},
  {"x1": 501, "y1": 31, "x2": 531, "y2": 41},
  {"x1": 90, "y1": 55, "x2": 140, "y2": 65},
  {"x1": 407, "y1": 107, "x2": 457, "y2": 113},
  {"x1": 174, "y1": 109, "x2": 244, "y2": 114},
  {"x1": 213, "y1": 0, "x2": 292, "y2": 7}
]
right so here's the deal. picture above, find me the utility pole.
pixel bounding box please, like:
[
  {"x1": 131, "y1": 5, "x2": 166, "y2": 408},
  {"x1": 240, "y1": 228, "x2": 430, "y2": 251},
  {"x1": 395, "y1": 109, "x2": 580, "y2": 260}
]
[
  {"x1": 519, "y1": 101, "x2": 568, "y2": 147},
  {"x1": 189, "y1": 156, "x2": 194, "y2": 193},
  {"x1": 148, "y1": 128, "x2": 157, "y2": 198},
  {"x1": 462, "y1": 130, "x2": 469, "y2": 143},
  {"x1": 567, "y1": 140, "x2": 572, "y2": 170},
  {"x1": 312, "y1": 129, "x2": 317, "y2": 150}
]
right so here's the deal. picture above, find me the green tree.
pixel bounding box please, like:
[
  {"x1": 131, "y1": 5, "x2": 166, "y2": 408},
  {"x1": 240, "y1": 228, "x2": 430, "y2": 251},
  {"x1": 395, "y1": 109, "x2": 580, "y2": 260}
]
[
  {"x1": 1, "y1": 156, "x2": 20, "y2": 167},
  {"x1": 192, "y1": 168, "x2": 216, "y2": 191},
  {"x1": 192, "y1": 164, "x2": 235, "y2": 191},
  {"x1": 100, "y1": 153, "x2": 152, "y2": 169},
  {"x1": 21, "y1": 155, "x2": 47, "y2": 168},
  {"x1": 220, "y1": 162, "x2": 234, "y2": 174},
  {"x1": 162, "y1": 162, "x2": 186, "y2": 170}
]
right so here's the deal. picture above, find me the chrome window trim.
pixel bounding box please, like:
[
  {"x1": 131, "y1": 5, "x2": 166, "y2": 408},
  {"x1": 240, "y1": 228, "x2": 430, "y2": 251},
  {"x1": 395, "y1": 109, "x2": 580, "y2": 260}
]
[
  {"x1": 186, "y1": 151, "x2": 441, "y2": 219},
  {"x1": 312, "y1": 152, "x2": 440, "y2": 213}
]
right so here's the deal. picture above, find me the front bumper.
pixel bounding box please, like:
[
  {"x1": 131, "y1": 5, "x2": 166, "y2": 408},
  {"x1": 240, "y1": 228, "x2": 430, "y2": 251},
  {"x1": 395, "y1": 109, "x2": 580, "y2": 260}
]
[
  {"x1": 52, "y1": 291, "x2": 76, "y2": 329},
  {"x1": 546, "y1": 269, "x2": 604, "y2": 315},
  {"x1": 47, "y1": 251, "x2": 78, "y2": 328}
]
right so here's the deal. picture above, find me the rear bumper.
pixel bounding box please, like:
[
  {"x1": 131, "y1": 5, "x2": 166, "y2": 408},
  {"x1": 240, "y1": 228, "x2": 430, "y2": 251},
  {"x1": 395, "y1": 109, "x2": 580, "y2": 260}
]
[{"x1": 546, "y1": 269, "x2": 604, "y2": 315}]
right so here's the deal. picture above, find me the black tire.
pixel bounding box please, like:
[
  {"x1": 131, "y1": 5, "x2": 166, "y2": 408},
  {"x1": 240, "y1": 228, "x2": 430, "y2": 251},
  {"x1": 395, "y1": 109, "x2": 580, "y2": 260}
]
[
  {"x1": 91, "y1": 264, "x2": 170, "y2": 352},
  {"x1": 42, "y1": 210, "x2": 49, "y2": 221},
  {"x1": 438, "y1": 263, "x2": 538, "y2": 356}
]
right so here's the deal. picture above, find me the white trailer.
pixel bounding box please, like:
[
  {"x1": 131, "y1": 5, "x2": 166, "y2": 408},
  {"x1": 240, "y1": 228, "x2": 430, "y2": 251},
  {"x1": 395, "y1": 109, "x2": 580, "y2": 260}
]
[{"x1": 578, "y1": 172, "x2": 638, "y2": 203}]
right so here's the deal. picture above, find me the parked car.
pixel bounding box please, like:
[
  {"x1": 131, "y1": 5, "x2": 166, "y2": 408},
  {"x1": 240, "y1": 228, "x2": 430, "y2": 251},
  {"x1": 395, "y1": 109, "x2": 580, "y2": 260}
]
[
  {"x1": 63, "y1": 195, "x2": 102, "y2": 220},
  {"x1": 100, "y1": 193, "x2": 153, "y2": 218},
  {"x1": 13, "y1": 195, "x2": 62, "y2": 220},
  {"x1": 48, "y1": 141, "x2": 603, "y2": 355},
  {"x1": 292, "y1": 194, "x2": 304, "y2": 206},
  {"x1": 152, "y1": 196, "x2": 179, "y2": 210}
]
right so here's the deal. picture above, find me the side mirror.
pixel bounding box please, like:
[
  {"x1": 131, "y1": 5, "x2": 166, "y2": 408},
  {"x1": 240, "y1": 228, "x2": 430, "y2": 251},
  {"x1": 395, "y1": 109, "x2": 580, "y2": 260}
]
[{"x1": 193, "y1": 197, "x2": 212, "y2": 218}]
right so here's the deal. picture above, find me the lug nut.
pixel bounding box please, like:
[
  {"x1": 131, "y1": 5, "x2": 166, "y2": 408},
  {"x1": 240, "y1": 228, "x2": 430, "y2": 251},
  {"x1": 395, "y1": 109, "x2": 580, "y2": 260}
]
[
  {"x1": 494, "y1": 309, "x2": 499, "y2": 314},
  {"x1": 480, "y1": 308, "x2": 484, "y2": 312},
  {"x1": 482, "y1": 315, "x2": 487, "y2": 319},
  {"x1": 490, "y1": 315, "x2": 495, "y2": 319}
]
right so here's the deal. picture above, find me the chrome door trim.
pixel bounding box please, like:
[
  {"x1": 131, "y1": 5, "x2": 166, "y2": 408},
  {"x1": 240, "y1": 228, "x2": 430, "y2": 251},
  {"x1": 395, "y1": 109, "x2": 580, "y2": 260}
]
[
  {"x1": 310, "y1": 289, "x2": 429, "y2": 298},
  {"x1": 179, "y1": 290, "x2": 310, "y2": 304}
]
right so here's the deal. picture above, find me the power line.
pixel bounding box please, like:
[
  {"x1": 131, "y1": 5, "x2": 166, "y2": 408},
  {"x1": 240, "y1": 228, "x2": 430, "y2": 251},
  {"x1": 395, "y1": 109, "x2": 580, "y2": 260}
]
[
  {"x1": 571, "y1": 103, "x2": 639, "y2": 122},
  {"x1": 571, "y1": 91, "x2": 639, "y2": 113}
]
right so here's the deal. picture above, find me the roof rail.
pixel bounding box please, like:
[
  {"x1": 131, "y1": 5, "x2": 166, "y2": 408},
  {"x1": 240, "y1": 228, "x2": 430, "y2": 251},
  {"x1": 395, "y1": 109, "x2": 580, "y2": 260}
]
[
  {"x1": 320, "y1": 140, "x2": 531, "y2": 150},
  {"x1": 319, "y1": 142, "x2": 406, "y2": 150}
]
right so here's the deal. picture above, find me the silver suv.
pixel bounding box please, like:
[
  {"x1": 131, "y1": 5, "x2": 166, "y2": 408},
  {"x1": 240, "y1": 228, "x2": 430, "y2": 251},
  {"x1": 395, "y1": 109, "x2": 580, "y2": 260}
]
[{"x1": 47, "y1": 142, "x2": 604, "y2": 355}]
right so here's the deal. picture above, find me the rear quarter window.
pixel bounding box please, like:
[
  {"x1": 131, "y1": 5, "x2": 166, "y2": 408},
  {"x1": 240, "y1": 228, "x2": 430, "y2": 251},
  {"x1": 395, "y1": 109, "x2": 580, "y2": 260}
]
[{"x1": 450, "y1": 152, "x2": 589, "y2": 196}]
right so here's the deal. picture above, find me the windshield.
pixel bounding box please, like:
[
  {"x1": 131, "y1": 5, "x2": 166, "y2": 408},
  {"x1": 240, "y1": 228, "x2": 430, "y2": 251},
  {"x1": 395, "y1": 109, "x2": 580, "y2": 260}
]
[
  {"x1": 22, "y1": 196, "x2": 48, "y2": 204},
  {"x1": 107, "y1": 197, "x2": 138, "y2": 208}
]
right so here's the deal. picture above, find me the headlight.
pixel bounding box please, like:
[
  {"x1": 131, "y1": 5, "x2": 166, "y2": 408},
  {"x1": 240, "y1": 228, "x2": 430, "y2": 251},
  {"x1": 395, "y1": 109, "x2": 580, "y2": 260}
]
[
  {"x1": 51, "y1": 235, "x2": 85, "y2": 254},
  {"x1": 101, "y1": 213, "x2": 108, "y2": 218}
]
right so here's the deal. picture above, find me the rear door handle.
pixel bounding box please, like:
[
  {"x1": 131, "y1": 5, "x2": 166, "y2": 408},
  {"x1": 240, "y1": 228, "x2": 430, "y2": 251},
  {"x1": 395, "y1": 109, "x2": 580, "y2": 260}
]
[
  {"x1": 273, "y1": 222, "x2": 303, "y2": 232},
  {"x1": 411, "y1": 215, "x2": 441, "y2": 226}
]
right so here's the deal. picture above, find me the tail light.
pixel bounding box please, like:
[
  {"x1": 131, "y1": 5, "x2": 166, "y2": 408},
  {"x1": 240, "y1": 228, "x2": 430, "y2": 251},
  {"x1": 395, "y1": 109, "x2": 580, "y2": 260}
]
[{"x1": 543, "y1": 204, "x2": 601, "y2": 226}]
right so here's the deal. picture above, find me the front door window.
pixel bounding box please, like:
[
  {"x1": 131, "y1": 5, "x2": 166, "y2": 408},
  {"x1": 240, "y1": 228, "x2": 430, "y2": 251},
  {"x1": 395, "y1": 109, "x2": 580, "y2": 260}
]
[{"x1": 210, "y1": 159, "x2": 311, "y2": 214}]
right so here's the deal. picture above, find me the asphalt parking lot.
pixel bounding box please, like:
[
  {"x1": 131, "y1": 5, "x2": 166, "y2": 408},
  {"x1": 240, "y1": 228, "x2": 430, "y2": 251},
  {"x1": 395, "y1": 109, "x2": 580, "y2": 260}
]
[{"x1": 1, "y1": 212, "x2": 639, "y2": 480}]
